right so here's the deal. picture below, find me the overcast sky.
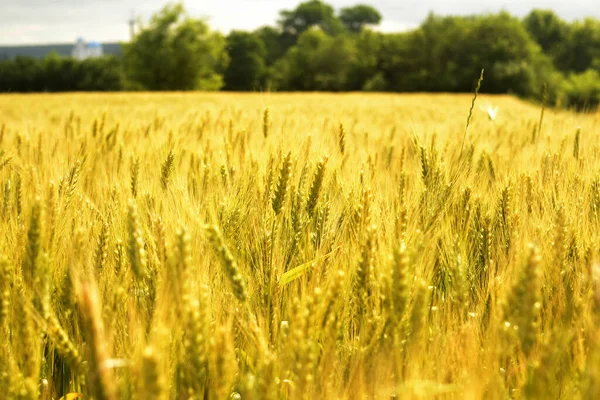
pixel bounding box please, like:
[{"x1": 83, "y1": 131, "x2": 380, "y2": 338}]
[{"x1": 1, "y1": 0, "x2": 598, "y2": 45}]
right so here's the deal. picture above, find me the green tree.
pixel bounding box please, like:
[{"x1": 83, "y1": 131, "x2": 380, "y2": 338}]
[
  {"x1": 377, "y1": 12, "x2": 558, "y2": 99},
  {"x1": 416, "y1": 13, "x2": 472, "y2": 91},
  {"x1": 123, "y1": 2, "x2": 228, "y2": 90},
  {"x1": 78, "y1": 56, "x2": 124, "y2": 91},
  {"x1": 13, "y1": 56, "x2": 43, "y2": 91},
  {"x1": 465, "y1": 13, "x2": 554, "y2": 96},
  {"x1": 554, "y1": 18, "x2": 600, "y2": 73},
  {"x1": 274, "y1": 28, "x2": 356, "y2": 91},
  {"x1": 224, "y1": 31, "x2": 267, "y2": 91},
  {"x1": 378, "y1": 31, "x2": 428, "y2": 92},
  {"x1": 376, "y1": 14, "x2": 471, "y2": 92},
  {"x1": 523, "y1": 9, "x2": 569, "y2": 55},
  {"x1": 339, "y1": 4, "x2": 382, "y2": 33},
  {"x1": 562, "y1": 69, "x2": 600, "y2": 109},
  {"x1": 347, "y1": 30, "x2": 386, "y2": 90},
  {"x1": 0, "y1": 53, "x2": 124, "y2": 93},
  {"x1": 278, "y1": 0, "x2": 345, "y2": 50},
  {"x1": 254, "y1": 26, "x2": 284, "y2": 66},
  {"x1": 42, "y1": 52, "x2": 81, "y2": 91}
]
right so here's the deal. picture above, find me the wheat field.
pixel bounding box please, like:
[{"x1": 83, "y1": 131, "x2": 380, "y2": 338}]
[{"x1": 1, "y1": 92, "x2": 600, "y2": 399}]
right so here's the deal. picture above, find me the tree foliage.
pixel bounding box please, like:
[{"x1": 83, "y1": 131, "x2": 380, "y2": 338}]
[
  {"x1": 278, "y1": 0, "x2": 345, "y2": 50},
  {"x1": 274, "y1": 28, "x2": 357, "y2": 91},
  {"x1": 339, "y1": 4, "x2": 382, "y2": 33},
  {"x1": 254, "y1": 26, "x2": 285, "y2": 66},
  {"x1": 224, "y1": 31, "x2": 267, "y2": 91},
  {"x1": 123, "y1": 2, "x2": 228, "y2": 90},
  {"x1": 554, "y1": 18, "x2": 600, "y2": 73},
  {"x1": 523, "y1": 9, "x2": 569, "y2": 54},
  {"x1": 562, "y1": 69, "x2": 600, "y2": 109},
  {"x1": 0, "y1": 53, "x2": 123, "y2": 92}
]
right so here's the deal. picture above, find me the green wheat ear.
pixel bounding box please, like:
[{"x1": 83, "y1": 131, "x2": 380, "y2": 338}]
[
  {"x1": 23, "y1": 197, "x2": 43, "y2": 291},
  {"x1": 338, "y1": 123, "x2": 346, "y2": 154},
  {"x1": 461, "y1": 68, "x2": 484, "y2": 156},
  {"x1": 160, "y1": 149, "x2": 175, "y2": 191},
  {"x1": 503, "y1": 244, "x2": 542, "y2": 356},
  {"x1": 94, "y1": 222, "x2": 109, "y2": 272},
  {"x1": 127, "y1": 199, "x2": 147, "y2": 281},
  {"x1": 391, "y1": 241, "x2": 410, "y2": 323},
  {"x1": 306, "y1": 156, "x2": 328, "y2": 217},
  {"x1": 141, "y1": 346, "x2": 165, "y2": 400},
  {"x1": 131, "y1": 155, "x2": 140, "y2": 198},
  {"x1": 205, "y1": 225, "x2": 247, "y2": 302},
  {"x1": 272, "y1": 151, "x2": 292, "y2": 216},
  {"x1": 263, "y1": 107, "x2": 270, "y2": 139},
  {"x1": 79, "y1": 280, "x2": 116, "y2": 400},
  {"x1": 573, "y1": 126, "x2": 581, "y2": 160},
  {"x1": 533, "y1": 82, "x2": 548, "y2": 143},
  {"x1": 0, "y1": 256, "x2": 10, "y2": 327}
]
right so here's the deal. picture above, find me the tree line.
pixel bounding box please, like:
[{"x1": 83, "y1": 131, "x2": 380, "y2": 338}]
[
  {"x1": 1, "y1": 1, "x2": 599, "y2": 109},
  {"x1": 0, "y1": 53, "x2": 123, "y2": 92}
]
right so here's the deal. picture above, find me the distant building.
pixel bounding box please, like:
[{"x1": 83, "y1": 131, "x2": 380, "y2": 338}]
[
  {"x1": 0, "y1": 42, "x2": 122, "y2": 60},
  {"x1": 72, "y1": 37, "x2": 104, "y2": 60}
]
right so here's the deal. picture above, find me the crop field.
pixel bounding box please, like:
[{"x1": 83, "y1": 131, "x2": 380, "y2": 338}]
[{"x1": 1, "y1": 92, "x2": 600, "y2": 399}]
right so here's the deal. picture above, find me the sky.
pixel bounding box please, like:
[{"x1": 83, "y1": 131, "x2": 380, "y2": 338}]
[{"x1": 1, "y1": 0, "x2": 599, "y2": 45}]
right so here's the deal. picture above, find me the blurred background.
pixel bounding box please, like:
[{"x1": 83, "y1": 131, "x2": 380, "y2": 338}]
[{"x1": 1, "y1": 0, "x2": 599, "y2": 109}]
